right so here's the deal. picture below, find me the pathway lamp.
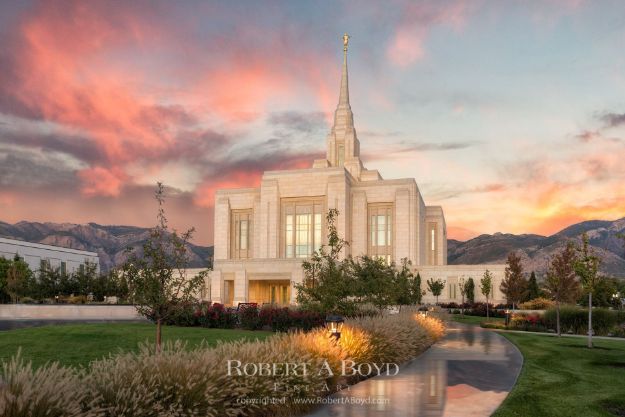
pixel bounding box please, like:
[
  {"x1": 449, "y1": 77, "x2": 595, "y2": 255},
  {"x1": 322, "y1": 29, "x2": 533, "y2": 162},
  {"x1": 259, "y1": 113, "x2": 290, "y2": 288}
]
[
  {"x1": 325, "y1": 315, "x2": 344, "y2": 341},
  {"x1": 505, "y1": 309, "x2": 511, "y2": 326}
]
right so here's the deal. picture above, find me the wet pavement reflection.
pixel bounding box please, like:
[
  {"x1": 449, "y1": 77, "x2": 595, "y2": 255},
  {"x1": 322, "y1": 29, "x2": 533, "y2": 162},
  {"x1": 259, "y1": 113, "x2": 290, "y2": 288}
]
[{"x1": 306, "y1": 322, "x2": 523, "y2": 417}]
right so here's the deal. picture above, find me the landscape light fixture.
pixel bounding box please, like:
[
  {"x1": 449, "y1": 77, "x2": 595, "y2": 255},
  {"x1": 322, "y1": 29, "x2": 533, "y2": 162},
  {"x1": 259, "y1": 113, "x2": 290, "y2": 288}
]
[
  {"x1": 325, "y1": 315, "x2": 344, "y2": 341},
  {"x1": 505, "y1": 309, "x2": 511, "y2": 326}
]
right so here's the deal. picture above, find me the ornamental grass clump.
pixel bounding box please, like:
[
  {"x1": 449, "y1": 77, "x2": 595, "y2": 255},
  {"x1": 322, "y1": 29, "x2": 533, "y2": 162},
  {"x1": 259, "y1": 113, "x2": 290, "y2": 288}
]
[
  {"x1": 0, "y1": 352, "x2": 100, "y2": 417},
  {"x1": 0, "y1": 312, "x2": 444, "y2": 417}
]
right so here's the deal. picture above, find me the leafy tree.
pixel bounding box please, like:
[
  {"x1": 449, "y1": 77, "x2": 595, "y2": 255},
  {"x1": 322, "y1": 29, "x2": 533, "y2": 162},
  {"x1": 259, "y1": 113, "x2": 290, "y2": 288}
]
[
  {"x1": 500, "y1": 252, "x2": 527, "y2": 310},
  {"x1": 526, "y1": 271, "x2": 541, "y2": 301},
  {"x1": 574, "y1": 233, "x2": 602, "y2": 349},
  {"x1": 122, "y1": 183, "x2": 208, "y2": 352},
  {"x1": 544, "y1": 242, "x2": 580, "y2": 336},
  {"x1": 391, "y1": 259, "x2": 423, "y2": 309},
  {"x1": 5, "y1": 256, "x2": 32, "y2": 303},
  {"x1": 480, "y1": 270, "x2": 493, "y2": 319},
  {"x1": 296, "y1": 209, "x2": 356, "y2": 315},
  {"x1": 465, "y1": 277, "x2": 475, "y2": 304},
  {"x1": 426, "y1": 278, "x2": 445, "y2": 304},
  {"x1": 578, "y1": 277, "x2": 617, "y2": 308},
  {"x1": 351, "y1": 255, "x2": 395, "y2": 312}
]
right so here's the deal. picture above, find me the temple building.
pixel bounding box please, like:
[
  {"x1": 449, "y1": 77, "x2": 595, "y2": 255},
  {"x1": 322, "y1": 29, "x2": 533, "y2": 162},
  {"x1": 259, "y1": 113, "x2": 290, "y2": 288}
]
[{"x1": 209, "y1": 35, "x2": 506, "y2": 306}]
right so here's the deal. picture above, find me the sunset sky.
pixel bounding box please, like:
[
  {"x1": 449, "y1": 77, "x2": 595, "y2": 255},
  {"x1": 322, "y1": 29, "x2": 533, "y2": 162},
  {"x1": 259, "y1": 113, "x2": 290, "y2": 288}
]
[{"x1": 1, "y1": 0, "x2": 625, "y2": 245}]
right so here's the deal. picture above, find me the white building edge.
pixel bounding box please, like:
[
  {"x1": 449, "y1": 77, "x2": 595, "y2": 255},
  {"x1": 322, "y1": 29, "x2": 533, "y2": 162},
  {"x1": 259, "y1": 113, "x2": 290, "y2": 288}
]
[
  {"x1": 206, "y1": 37, "x2": 507, "y2": 306},
  {"x1": 0, "y1": 237, "x2": 100, "y2": 275}
]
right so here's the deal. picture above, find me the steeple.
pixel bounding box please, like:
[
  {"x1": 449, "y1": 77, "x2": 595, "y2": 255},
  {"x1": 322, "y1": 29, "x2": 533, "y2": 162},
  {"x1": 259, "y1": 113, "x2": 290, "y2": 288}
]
[
  {"x1": 332, "y1": 33, "x2": 354, "y2": 137},
  {"x1": 324, "y1": 33, "x2": 363, "y2": 178}
]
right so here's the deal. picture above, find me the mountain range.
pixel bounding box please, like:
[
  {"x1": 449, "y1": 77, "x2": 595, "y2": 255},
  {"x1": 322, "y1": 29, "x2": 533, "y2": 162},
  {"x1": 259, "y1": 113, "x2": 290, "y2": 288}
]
[
  {"x1": 448, "y1": 217, "x2": 625, "y2": 278},
  {"x1": 0, "y1": 221, "x2": 213, "y2": 272},
  {"x1": 1, "y1": 217, "x2": 624, "y2": 277}
]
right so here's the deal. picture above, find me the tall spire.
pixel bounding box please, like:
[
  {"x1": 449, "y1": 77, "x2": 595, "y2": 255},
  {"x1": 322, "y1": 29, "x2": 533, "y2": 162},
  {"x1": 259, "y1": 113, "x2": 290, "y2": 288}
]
[
  {"x1": 321, "y1": 32, "x2": 362, "y2": 178},
  {"x1": 339, "y1": 33, "x2": 350, "y2": 106},
  {"x1": 332, "y1": 33, "x2": 354, "y2": 134}
]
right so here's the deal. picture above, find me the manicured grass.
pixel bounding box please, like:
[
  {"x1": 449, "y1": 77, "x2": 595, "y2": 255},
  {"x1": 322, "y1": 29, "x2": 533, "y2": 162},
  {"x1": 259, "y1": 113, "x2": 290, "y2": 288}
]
[
  {"x1": 493, "y1": 332, "x2": 625, "y2": 417},
  {"x1": 450, "y1": 314, "x2": 504, "y2": 326},
  {"x1": 0, "y1": 323, "x2": 272, "y2": 369}
]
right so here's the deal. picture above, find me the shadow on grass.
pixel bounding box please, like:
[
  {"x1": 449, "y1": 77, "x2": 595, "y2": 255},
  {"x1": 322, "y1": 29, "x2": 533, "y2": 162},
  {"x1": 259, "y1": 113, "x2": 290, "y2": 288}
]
[
  {"x1": 600, "y1": 398, "x2": 625, "y2": 417},
  {"x1": 562, "y1": 344, "x2": 613, "y2": 351},
  {"x1": 591, "y1": 360, "x2": 625, "y2": 369}
]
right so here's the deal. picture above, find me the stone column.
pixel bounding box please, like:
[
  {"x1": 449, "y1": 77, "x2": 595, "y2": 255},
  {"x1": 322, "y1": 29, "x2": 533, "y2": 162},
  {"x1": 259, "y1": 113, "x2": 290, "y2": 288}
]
[
  {"x1": 210, "y1": 270, "x2": 223, "y2": 303},
  {"x1": 233, "y1": 269, "x2": 248, "y2": 306}
]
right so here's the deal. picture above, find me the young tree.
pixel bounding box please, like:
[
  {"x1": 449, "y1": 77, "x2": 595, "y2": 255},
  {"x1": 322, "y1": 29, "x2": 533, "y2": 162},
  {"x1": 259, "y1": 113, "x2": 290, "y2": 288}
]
[
  {"x1": 481, "y1": 270, "x2": 493, "y2": 319},
  {"x1": 465, "y1": 277, "x2": 475, "y2": 304},
  {"x1": 426, "y1": 278, "x2": 445, "y2": 305},
  {"x1": 526, "y1": 271, "x2": 541, "y2": 301},
  {"x1": 296, "y1": 209, "x2": 356, "y2": 315},
  {"x1": 574, "y1": 233, "x2": 602, "y2": 348},
  {"x1": 500, "y1": 252, "x2": 528, "y2": 310},
  {"x1": 122, "y1": 183, "x2": 207, "y2": 352},
  {"x1": 459, "y1": 277, "x2": 467, "y2": 316},
  {"x1": 544, "y1": 242, "x2": 580, "y2": 337}
]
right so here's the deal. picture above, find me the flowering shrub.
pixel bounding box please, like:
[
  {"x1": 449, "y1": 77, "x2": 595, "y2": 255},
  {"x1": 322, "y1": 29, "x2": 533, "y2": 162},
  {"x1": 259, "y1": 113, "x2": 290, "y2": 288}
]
[
  {"x1": 258, "y1": 306, "x2": 324, "y2": 332},
  {"x1": 238, "y1": 303, "x2": 262, "y2": 330},
  {"x1": 510, "y1": 312, "x2": 546, "y2": 331},
  {"x1": 196, "y1": 303, "x2": 237, "y2": 329},
  {"x1": 0, "y1": 312, "x2": 445, "y2": 417},
  {"x1": 519, "y1": 297, "x2": 554, "y2": 310}
]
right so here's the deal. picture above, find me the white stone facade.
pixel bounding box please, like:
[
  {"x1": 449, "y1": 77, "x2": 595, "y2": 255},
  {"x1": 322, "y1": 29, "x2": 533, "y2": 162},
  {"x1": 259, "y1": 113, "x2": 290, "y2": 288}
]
[
  {"x1": 0, "y1": 237, "x2": 100, "y2": 275},
  {"x1": 209, "y1": 39, "x2": 506, "y2": 306}
]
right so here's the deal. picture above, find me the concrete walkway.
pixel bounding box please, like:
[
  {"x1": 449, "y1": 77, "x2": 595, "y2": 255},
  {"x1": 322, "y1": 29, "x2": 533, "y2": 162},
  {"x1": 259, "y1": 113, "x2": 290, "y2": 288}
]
[{"x1": 306, "y1": 322, "x2": 523, "y2": 417}]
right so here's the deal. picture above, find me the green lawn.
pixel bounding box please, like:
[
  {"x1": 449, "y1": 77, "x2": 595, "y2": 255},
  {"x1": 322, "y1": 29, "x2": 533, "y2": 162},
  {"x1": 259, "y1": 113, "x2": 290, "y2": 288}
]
[
  {"x1": 450, "y1": 314, "x2": 505, "y2": 326},
  {"x1": 0, "y1": 323, "x2": 272, "y2": 369},
  {"x1": 493, "y1": 332, "x2": 625, "y2": 417}
]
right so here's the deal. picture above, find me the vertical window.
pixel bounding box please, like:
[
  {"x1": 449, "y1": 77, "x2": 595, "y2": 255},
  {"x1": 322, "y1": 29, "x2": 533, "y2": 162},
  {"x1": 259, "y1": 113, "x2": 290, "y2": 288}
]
[
  {"x1": 431, "y1": 229, "x2": 435, "y2": 251},
  {"x1": 368, "y1": 204, "x2": 393, "y2": 263},
  {"x1": 282, "y1": 199, "x2": 324, "y2": 258},
  {"x1": 60, "y1": 262, "x2": 67, "y2": 275},
  {"x1": 428, "y1": 223, "x2": 438, "y2": 265},
  {"x1": 79, "y1": 263, "x2": 85, "y2": 274},
  {"x1": 231, "y1": 210, "x2": 253, "y2": 259},
  {"x1": 337, "y1": 143, "x2": 345, "y2": 166}
]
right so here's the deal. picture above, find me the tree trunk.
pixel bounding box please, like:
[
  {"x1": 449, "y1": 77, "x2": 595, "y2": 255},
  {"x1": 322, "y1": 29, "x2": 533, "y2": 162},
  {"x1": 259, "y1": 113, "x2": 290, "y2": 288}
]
[
  {"x1": 486, "y1": 296, "x2": 489, "y2": 320},
  {"x1": 461, "y1": 296, "x2": 465, "y2": 317},
  {"x1": 556, "y1": 300, "x2": 561, "y2": 337},
  {"x1": 156, "y1": 318, "x2": 162, "y2": 353},
  {"x1": 588, "y1": 292, "x2": 593, "y2": 349}
]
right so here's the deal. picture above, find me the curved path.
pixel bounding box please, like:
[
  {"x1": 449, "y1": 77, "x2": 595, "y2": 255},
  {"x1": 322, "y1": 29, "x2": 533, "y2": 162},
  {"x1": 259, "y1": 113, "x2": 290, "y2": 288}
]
[{"x1": 306, "y1": 322, "x2": 523, "y2": 417}]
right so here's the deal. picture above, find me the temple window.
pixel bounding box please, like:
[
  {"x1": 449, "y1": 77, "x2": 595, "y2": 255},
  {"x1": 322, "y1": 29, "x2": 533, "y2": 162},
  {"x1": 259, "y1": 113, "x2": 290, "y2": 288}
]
[
  {"x1": 282, "y1": 198, "x2": 324, "y2": 258},
  {"x1": 231, "y1": 209, "x2": 252, "y2": 259},
  {"x1": 368, "y1": 203, "x2": 393, "y2": 263}
]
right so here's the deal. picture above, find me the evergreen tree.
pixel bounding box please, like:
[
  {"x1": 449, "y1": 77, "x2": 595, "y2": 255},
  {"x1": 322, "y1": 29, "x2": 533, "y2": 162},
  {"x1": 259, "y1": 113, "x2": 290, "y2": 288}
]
[
  {"x1": 526, "y1": 271, "x2": 541, "y2": 301},
  {"x1": 465, "y1": 277, "x2": 475, "y2": 304}
]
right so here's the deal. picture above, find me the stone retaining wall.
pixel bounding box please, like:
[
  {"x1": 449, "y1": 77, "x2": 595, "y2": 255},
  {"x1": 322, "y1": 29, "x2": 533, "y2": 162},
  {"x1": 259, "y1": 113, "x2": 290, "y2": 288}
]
[{"x1": 0, "y1": 304, "x2": 143, "y2": 320}]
